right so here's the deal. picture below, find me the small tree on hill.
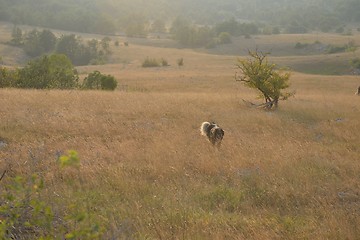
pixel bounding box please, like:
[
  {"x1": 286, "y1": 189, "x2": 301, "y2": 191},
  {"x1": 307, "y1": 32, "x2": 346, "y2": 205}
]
[
  {"x1": 39, "y1": 29, "x2": 57, "y2": 52},
  {"x1": 235, "y1": 50, "x2": 294, "y2": 110},
  {"x1": 23, "y1": 29, "x2": 43, "y2": 57},
  {"x1": 218, "y1": 32, "x2": 232, "y2": 44},
  {"x1": 10, "y1": 26, "x2": 23, "y2": 46}
]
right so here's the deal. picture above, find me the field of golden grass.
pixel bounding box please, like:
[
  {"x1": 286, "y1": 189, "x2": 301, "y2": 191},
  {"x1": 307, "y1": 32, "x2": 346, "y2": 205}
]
[{"x1": 1, "y1": 22, "x2": 360, "y2": 239}]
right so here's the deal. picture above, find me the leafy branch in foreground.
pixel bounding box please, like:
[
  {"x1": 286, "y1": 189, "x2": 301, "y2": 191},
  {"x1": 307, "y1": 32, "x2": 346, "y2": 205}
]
[
  {"x1": 235, "y1": 50, "x2": 294, "y2": 110},
  {"x1": 0, "y1": 150, "x2": 103, "y2": 239}
]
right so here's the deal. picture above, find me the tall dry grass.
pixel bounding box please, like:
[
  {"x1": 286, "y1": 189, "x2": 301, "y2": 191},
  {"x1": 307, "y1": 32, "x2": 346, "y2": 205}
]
[{"x1": 0, "y1": 70, "x2": 359, "y2": 239}]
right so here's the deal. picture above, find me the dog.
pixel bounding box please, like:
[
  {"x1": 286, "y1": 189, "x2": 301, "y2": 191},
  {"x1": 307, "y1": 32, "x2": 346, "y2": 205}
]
[
  {"x1": 356, "y1": 86, "x2": 360, "y2": 95},
  {"x1": 200, "y1": 121, "x2": 224, "y2": 148}
]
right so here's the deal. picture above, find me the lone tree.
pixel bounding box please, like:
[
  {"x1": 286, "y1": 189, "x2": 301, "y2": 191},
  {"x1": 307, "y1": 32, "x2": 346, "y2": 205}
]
[{"x1": 235, "y1": 50, "x2": 293, "y2": 109}]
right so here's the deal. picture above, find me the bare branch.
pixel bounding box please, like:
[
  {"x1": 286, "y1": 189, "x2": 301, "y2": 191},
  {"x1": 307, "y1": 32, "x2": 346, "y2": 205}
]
[
  {"x1": 242, "y1": 99, "x2": 277, "y2": 109},
  {"x1": 235, "y1": 72, "x2": 249, "y2": 82},
  {"x1": 0, "y1": 170, "x2": 6, "y2": 182}
]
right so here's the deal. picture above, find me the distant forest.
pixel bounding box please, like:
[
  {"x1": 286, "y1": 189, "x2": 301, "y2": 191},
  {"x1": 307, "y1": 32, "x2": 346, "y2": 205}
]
[{"x1": 0, "y1": 0, "x2": 359, "y2": 35}]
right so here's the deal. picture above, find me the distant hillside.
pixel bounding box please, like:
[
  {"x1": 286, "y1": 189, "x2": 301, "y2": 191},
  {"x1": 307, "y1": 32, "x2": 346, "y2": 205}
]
[{"x1": 0, "y1": 0, "x2": 359, "y2": 35}]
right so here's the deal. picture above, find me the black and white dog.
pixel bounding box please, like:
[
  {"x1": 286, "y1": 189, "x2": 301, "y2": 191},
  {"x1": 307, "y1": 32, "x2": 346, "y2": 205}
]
[{"x1": 200, "y1": 122, "x2": 224, "y2": 148}]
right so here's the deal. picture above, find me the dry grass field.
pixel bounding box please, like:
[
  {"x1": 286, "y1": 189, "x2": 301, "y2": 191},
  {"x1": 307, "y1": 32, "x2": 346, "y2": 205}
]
[{"x1": 1, "y1": 22, "x2": 360, "y2": 239}]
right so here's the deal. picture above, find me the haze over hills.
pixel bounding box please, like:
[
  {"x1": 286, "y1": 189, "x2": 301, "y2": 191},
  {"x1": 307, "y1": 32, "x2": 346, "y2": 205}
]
[
  {"x1": 0, "y1": 0, "x2": 359, "y2": 73},
  {"x1": 0, "y1": 0, "x2": 359, "y2": 34}
]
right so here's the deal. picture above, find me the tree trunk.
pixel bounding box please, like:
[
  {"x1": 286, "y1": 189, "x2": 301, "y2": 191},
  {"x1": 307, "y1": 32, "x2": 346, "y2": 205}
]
[{"x1": 273, "y1": 98, "x2": 279, "y2": 109}]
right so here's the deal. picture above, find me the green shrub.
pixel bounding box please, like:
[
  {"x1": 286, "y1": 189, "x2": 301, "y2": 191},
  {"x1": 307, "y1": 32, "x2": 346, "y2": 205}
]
[
  {"x1": 161, "y1": 58, "x2": 169, "y2": 66},
  {"x1": 1, "y1": 57, "x2": 118, "y2": 91},
  {"x1": 17, "y1": 54, "x2": 79, "y2": 89},
  {"x1": 218, "y1": 32, "x2": 232, "y2": 44},
  {"x1": 0, "y1": 151, "x2": 103, "y2": 239},
  {"x1": 142, "y1": 57, "x2": 160, "y2": 67},
  {"x1": 82, "y1": 70, "x2": 118, "y2": 90},
  {"x1": 177, "y1": 58, "x2": 184, "y2": 67},
  {"x1": 0, "y1": 174, "x2": 54, "y2": 239},
  {"x1": 326, "y1": 41, "x2": 357, "y2": 54},
  {"x1": 101, "y1": 75, "x2": 118, "y2": 90},
  {"x1": 326, "y1": 45, "x2": 347, "y2": 54},
  {"x1": 350, "y1": 58, "x2": 360, "y2": 69},
  {"x1": 0, "y1": 67, "x2": 18, "y2": 88},
  {"x1": 294, "y1": 42, "x2": 308, "y2": 49}
]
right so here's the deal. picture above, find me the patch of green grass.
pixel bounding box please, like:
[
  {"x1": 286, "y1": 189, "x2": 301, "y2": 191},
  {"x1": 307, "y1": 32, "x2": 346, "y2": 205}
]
[{"x1": 194, "y1": 186, "x2": 245, "y2": 212}]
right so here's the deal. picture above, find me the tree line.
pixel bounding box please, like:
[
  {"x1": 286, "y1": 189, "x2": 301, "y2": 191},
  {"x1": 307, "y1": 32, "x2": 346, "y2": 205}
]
[
  {"x1": 0, "y1": 0, "x2": 359, "y2": 36},
  {"x1": 170, "y1": 17, "x2": 260, "y2": 48},
  {"x1": 0, "y1": 0, "x2": 115, "y2": 34},
  {"x1": 0, "y1": 54, "x2": 117, "y2": 90},
  {"x1": 9, "y1": 27, "x2": 112, "y2": 66}
]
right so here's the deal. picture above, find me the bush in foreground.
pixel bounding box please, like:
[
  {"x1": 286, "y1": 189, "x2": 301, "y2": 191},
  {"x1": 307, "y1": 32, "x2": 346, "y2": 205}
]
[{"x1": 0, "y1": 151, "x2": 103, "y2": 239}]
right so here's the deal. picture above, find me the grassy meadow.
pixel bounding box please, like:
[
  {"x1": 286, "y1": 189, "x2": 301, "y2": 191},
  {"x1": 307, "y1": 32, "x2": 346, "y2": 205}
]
[{"x1": 1, "y1": 22, "x2": 360, "y2": 239}]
